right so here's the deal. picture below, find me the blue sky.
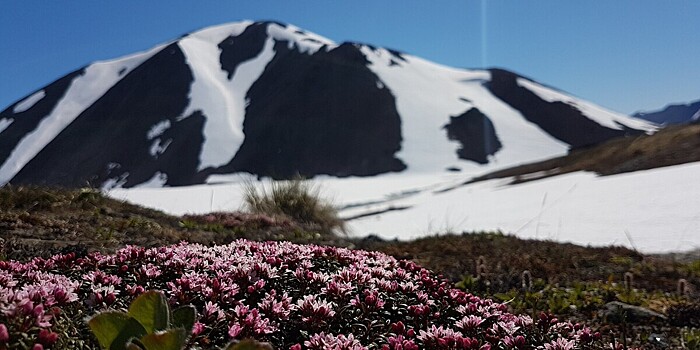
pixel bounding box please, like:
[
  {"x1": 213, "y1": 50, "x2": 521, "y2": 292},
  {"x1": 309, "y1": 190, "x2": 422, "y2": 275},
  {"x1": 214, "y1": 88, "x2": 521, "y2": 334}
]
[{"x1": 1, "y1": 1, "x2": 698, "y2": 114}]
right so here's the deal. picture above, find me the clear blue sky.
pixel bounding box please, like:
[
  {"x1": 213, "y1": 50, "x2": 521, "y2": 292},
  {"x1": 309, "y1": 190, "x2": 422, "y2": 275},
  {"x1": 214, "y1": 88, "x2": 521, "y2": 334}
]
[{"x1": 1, "y1": 1, "x2": 698, "y2": 114}]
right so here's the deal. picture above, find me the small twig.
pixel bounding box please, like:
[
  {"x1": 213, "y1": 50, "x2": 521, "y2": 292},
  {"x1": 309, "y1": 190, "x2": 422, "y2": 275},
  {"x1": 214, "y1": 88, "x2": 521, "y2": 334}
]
[{"x1": 623, "y1": 230, "x2": 639, "y2": 253}]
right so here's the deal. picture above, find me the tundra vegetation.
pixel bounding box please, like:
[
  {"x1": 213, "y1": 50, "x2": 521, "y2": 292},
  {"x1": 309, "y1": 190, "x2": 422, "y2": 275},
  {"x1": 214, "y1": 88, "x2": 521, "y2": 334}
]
[{"x1": 0, "y1": 185, "x2": 698, "y2": 349}]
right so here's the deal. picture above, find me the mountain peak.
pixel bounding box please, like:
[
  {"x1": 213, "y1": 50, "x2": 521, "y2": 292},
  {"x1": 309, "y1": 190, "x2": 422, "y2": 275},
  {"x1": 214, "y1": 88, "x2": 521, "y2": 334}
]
[
  {"x1": 0, "y1": 20, "x2": 655, "y2": 189},
  {"x1": 182, "y1": 20, "x2": 336, "y2": 55}
]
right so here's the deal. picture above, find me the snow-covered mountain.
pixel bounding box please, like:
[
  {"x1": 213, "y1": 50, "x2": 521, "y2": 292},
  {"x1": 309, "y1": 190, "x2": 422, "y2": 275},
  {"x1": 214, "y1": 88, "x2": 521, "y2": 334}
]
[
  {"x1": 633, "y1": 99, "x2": 700, "y2": 125},
  {"x1": 0, "y1": 20, "x2": 656, "y2": 189}
]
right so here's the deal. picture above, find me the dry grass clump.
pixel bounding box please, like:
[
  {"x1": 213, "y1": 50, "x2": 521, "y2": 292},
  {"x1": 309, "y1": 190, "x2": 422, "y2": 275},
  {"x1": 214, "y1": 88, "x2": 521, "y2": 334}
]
[
  {"x1": 0, "y1": 185, "x2": 104, "y2": 210},
  {"x1": 243, "y1": 178, "x2": 345, "y2": 236}
]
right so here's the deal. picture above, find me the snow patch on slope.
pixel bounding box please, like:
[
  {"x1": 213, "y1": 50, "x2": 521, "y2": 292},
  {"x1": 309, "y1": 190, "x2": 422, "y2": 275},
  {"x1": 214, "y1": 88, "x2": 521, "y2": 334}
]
[
  {"x1": 110, "y1": 163, "x2": 700, "y2": 253},
  {"x1": 343, "y1": 163, "x2": 700, "y2": 253},
  {"x1": 517, "y1": 78, "x2": 657, "y2": 132},
  {"x1": 267, "y1": 23, "x2": 335, "y2": 54},
  {"x1": 177, "y1": 22, "x2": 277, "y2": 171},
  {"x1": 692, "y1": 109, "x2": 700, "y2": 121},
  {"x1": 361, "y1": 47, "x2": 568, "y2": 175},
  {"x1": 136, "y1": 171, "x2": 168, "y2": 188},
  {"x1": 0, "y1": 119, "x2": 12, "y2": 134},
  {"x1": 102, "y1": 172, "x2": 129, "y2": 190},
  {"x1": 0, "y1": 44, "x2": 164, "y2": 185},
  {"x1": 13, "y1": 90, "x2": 46, "y2": 113},
  {"x1": 147, "y1": 120, "x2": 171, "y2": 140},
  {"x1": 146, "y1": 120, "x2": 173, "y2": 159},
  {"x1": 149, "y1": 139, "x2": 172, "y2": 158},
  {"x1": 187, "y1": 21, "x2": 252, "y2": 44}
]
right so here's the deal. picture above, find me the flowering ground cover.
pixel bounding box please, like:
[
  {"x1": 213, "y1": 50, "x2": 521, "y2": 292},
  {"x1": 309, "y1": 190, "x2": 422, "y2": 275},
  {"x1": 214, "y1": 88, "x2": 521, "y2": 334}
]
[{"x1": 1, "y1": 239, "x2": 619, "y2": 349}]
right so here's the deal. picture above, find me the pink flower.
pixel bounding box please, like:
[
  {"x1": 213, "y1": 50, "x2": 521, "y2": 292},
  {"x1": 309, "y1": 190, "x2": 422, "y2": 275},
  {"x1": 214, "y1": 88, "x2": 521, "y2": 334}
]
[
  {"x1": 0, "y1": 239, "x2": 608, "y2": 349},
  {"x1": 243, "y1": 309, "x2": 276, "y2": 336},
  {"x1": 259, "y1": 291, "x2": 292, "y2": 320},
  {"x1": 0, "y1": 324, "x2": 9, "y2": 343},
  {"x1": 51, "y1": 285, "x2": 78, "y2": 305},
  {"x1": 38, "y1": 329, "x2": 58, "y2": 346},
  {"x1": 32, "y1": 304, "x2": 44, "y2": 318},
  {"x1": 31, "y1": 304, "x2": 52, "y2": 328},
  {"x1": 362, "y1": 290, "x2": 385, "y2": 309},
  {"x1": 407, "y1": 304, "x2": 430, "y2": 317},
  {"x1": 503, "y1": 335, "x2": 526, "y2": 349},
  {"x1": 295, "y1": 295, "x2": 335, "y2": 323},
  {"x1": 18, "y1": 299, "x2": 35, "y2": 315},
  {"x1": 305, "y1": 333, "x2": 366, "y2": 350},
  {"x1": 577, "y1": 329, "x2": 592, "y2": 343},
  {"x1": 417, "y1": 325, "x2": 466, "y2": 348},
  {"x1": 322, "y1": 281, "x2": 353, "y2": 299},
  {"x1": 384, "y1": 335, "x2": 418, "y2": 350},
  {"x1": 125, "y1": 284, "x2": 145, "y2": 296},
  {"x1": 544, "y1": 338, "x2": 575, "y2": 350},
  {"x1": 202, "y1": 301, "x2": 225, "y2": 322},
  {"x1": 228, "y1": 324, "x2": 242, "y2": 338},
  {"x1": 390, "y1": 321, "x2": 406, "y2": 335},
  {"x1": 192, "y1": 322, "x2": 205, "y2": 336},
  {"x1": 456, "y1": 315, "x2": 484, "y2": 332},
  {"x1": 140, "y1": 264, "x2": 162, "y2": 279}
]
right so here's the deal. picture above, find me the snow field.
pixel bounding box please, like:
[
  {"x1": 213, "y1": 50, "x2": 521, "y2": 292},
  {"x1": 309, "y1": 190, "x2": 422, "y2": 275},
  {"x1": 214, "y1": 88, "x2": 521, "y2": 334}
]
[{"x1": 110, "y1": 162, "x2": 700, "y2": 254}]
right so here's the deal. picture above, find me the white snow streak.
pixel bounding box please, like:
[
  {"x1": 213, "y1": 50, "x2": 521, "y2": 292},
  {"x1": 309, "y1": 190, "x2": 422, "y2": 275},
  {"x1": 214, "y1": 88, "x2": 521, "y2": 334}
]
[
  {"x1": 177, "y1": 23, "x2": 276, "y2": 171},
  {"x1": 186, "y1": 21, "x2": 251, "y2": 44},
  {"x1": 692, "y1": 109, "x2": 700, "y2": 121},
  {"x1": 147, "y1": 120, "x2": 171, "y2": 140},
  {"x1": 13, "y1": 90, "x2": 46, "y2": 113},
  {"x1": 361, "y1": 47, "x2": 568, "y2": 175},
  {"x1": 136, "y1": 172, "x2": 168, "y2": 188},
  {"x1": 516, "y1": 78, "x2": 657, "y2": 132},
  {"x1": 267, "y1": 23, "x2": 335, "y2": 54},
  {"x1": 176, "y1": 21, "x2": 336, "y2": 172},
  {"x1": 149, "y1": 138, "x2": 172, "y2": 158},
  {"x1": 0, "y1": 118, "x2": 13, "y2": 134},
  {"x1": 0, "y1": 44, "x2": 163, "y2": 185},
  {"x1": 102, "y1": 172, "x2": 129, "y2": 190}
]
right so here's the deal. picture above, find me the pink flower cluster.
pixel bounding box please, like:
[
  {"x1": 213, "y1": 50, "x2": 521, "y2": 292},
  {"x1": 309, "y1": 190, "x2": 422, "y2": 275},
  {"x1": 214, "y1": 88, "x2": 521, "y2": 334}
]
[
  {"x1": 0, "y1": 240, "x2": 614, "y2": 349},
  {"x1": 0, "y1": 257, "x2": 78, "y2": 349}
]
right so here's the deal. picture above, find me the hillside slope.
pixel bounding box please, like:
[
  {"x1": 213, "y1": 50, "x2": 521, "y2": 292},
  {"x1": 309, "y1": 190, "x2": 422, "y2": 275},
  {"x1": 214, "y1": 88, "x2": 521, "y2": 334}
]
[
  {"x1": 0, "y1": 20, "x2": 655, "y2": 188},
  {"x1": 465, "y1": 123, "x2": 700, "y2": 184},
  {"x1": 634, "y1": 99, "x2": 700, "y2": 124}
]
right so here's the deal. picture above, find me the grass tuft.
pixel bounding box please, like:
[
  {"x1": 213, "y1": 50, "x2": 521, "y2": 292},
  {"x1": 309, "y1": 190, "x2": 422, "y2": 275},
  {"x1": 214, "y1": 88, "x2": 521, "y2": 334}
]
[{"x1": 243, "y1": 178, "x2": 344, "y2": 236}]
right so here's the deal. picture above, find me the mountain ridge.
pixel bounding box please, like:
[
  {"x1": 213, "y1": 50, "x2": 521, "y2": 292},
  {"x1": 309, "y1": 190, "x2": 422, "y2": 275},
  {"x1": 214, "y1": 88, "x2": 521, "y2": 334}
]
[
  {"x1": 0, "y1": 20, "x2": 656, "y2": 189},
  {"x1": 633, "y1": 99, "x2": 700, "y2": 125}
]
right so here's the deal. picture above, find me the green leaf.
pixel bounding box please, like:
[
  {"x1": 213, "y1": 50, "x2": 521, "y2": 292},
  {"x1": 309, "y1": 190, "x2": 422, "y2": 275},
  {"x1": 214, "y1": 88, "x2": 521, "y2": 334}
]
[
  {"x1": 139, "y1": 329, "x2": 187, "y2": 350},
  {"x1": 128, "y1": 291, "x2": 171, "y2": 333},
  {"x1": 88, "y1": 311, "x2": 147, "y2": 350},
  {"x1": 171, "y1": 306, "x2": 196, "y2": 333}
]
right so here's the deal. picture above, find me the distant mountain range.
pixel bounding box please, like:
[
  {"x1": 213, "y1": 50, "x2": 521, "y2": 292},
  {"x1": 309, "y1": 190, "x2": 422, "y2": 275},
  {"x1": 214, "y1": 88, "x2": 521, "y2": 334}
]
[
  {"x1": 0, "y1": 20, "x2": 656, "y2": 189},
  {"x1": 633, "y1": 100, "x2": 700, "y2": 125}
]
